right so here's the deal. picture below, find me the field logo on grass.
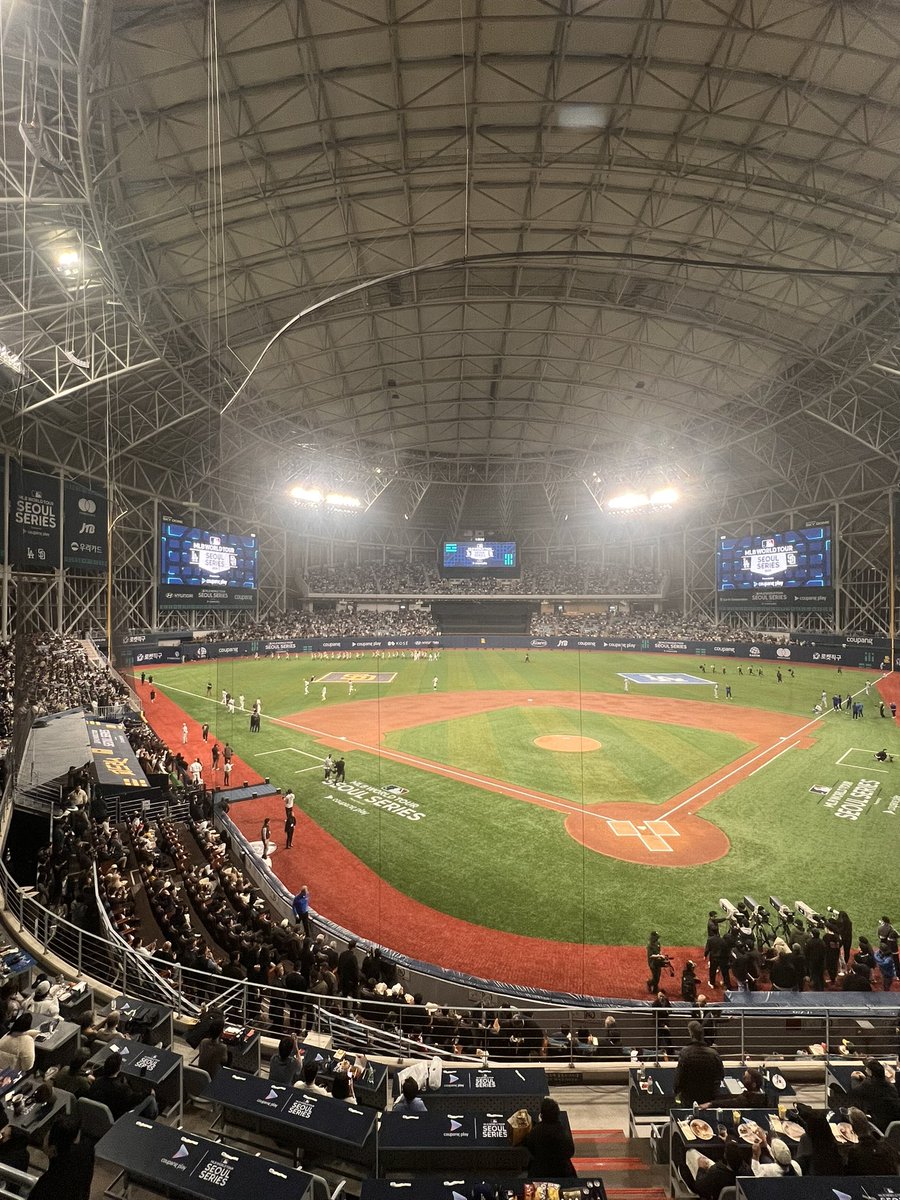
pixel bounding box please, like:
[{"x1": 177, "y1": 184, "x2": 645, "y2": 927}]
[
  {"x1": 822, "y1": 779, "x2": 879, "y2": 820},
  {"x1": 885, "y1": 796, "x2": 900, "y2": 816},
  {"x1": 324, "y1": 779, "x2": 424, "y2": 821}
]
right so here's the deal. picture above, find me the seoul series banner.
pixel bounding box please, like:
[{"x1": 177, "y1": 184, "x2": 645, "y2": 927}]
[
  {"x1": 8, "y1": 464, "x2": 60, "y2": 571},
  {"x1": 62, "y1": 479, "x2": 107, "y2": 572}
]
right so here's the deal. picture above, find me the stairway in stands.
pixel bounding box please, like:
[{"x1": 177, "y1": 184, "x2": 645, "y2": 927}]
[{"x1": 572, "y1": 1127, "x2": 667, "y2": 1200}]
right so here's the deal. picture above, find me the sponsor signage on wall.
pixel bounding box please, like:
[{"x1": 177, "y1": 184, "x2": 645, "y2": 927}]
[
  {"x1": 8, "y1": 464, "x2": 60, "y2": 570},
  {"x1": 63, "y1": 479, "x2": 107, "y2": 571}
]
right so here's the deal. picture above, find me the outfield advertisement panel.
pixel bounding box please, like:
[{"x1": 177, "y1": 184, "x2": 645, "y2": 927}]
[
  {"x1": 122, "y1": 633, "x2": 886, "y2": 670},
  {"x1": 717, "y1": 524, "x2": 833, "y2": 611}
]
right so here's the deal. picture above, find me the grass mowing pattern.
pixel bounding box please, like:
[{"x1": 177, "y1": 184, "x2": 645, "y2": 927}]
[
  {"x1": 383, "y1": 705, "x2": 750, "y2": 806},
  {"x1": 154, "y1": 651, "x2": 898, "y2": 946}
]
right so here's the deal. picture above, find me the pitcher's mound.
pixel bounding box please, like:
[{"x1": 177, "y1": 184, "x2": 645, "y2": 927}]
[{"x1": 534, "y1": 734, "x2": 601, "y2": 753}]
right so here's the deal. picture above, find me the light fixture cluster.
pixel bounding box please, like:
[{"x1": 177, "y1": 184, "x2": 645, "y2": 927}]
[
  {"x1": 288, "y1": 485, "x2": 362, "y2": 511},
  {"x1": 0, "y1": 344, "x2": 26, "y2": 377},
  {"x1": 607, "y1": 486, "x2": 680, "y2": 513}
]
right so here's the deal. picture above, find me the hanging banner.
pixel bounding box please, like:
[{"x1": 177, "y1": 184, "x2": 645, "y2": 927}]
[
  {"x1": 63, "y1": 479, "x2": 107, "y2": 571},
  {"x1": 8, "y1": 464, "x2": 60, "y2": 570}
]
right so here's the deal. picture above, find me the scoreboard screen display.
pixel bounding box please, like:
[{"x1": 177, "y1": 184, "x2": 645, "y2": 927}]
[
  {"x1": 159, "y1": 521, "x2": 257, "y2": 610},
  {"x1": 441, "y1": 540, "x2": 518, "y2": 576},
  {"x1": 717, "y1": 524, "x2": 832, "y2": 611}
]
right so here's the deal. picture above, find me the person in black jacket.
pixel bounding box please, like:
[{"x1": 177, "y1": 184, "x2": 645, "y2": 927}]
[
  {"x1": 29, "y1": 1115, "x2": 94, "y2": 1200},
  {"x1": 805, "y1": 929, "x2": 827, "y2": 990},
  {"x1": 674, "y1": 1021, "x2": 725, "y2": 1104},
  {"x1": 337, "y1": 940, "x2": 361, "y2": 999},
  {"x1": 522, "y1": 1097, "x2": 576, "y2": 1178},
  {"x1": 846, "y1": 1059, "x2": 900, "y2": 1131},
  {"x1": 794, "y1": 1103, "x2": 847, "y2": 1176}
]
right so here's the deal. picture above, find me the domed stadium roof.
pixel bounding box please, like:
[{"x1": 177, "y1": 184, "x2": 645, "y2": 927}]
[{"x1": 3, "y1": 0, "x2": 900, "y2": 530}]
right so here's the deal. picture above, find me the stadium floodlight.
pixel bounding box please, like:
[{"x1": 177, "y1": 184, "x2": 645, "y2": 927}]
[
  {"x1": 650, "y1": 487, "x2": 679, "y2": 506},
  {"x1": 325, "y1": 492, "x2": 361, "y2": 509},
  {"x1": 607, "y1": 491, "x2": 649, "y2": 511},
  {"x1": 289, "y1": 485, "x2": 322, "y2": 503},
  {"x1": 55, "y1": 248, "x2": 80, "y2": 277}
]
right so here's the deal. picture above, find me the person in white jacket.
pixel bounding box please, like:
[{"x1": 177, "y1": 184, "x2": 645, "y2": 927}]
[
  {"x1": 0, "y1": 1013, "x2": 36, "y2": 1072},
  {"x1": 25, "y1": 979, "x2": 59, "y2": 1019}
]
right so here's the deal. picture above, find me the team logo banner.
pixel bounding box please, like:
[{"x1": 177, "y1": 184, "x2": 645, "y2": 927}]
[
  {"x1": 63, "y1": 479, "x2": 107, "y2": 571},
  {"x1": 9, "y1": 464, "x2": 60, "y2": 570}
]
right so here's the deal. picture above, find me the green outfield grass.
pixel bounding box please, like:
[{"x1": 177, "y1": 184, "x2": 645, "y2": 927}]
[{"x1": 153, "y1": 651, "x2": 900, "y2": 946}]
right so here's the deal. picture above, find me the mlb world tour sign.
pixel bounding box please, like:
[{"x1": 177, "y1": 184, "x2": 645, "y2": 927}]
[{"x1": 5, "y1": 462, "x2": 107, "y2": 572}]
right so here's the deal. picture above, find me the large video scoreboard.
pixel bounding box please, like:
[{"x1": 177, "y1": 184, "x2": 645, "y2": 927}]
[
  {"x1": 717, "y1": 524, "x2": 832, "y2": 611},
  {"x1": 440, "y1": 539, "x2": 518, "y2": 577},
  {"x1": 159, "y1": 521, "x2": 257, "y2": 610}
]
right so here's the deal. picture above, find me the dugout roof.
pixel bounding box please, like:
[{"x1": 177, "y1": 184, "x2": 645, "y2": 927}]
[{"x1": 2, "y1": 1, "x2": 900, "y2": 531}]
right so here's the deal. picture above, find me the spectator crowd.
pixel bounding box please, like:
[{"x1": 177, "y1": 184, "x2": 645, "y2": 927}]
[{"x1": 304, "y1": 562, "x2": 663, "y2": 596}]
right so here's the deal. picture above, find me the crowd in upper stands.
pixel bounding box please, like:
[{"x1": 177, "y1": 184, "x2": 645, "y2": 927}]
[
  {"x1": 304, "y1": 562, "x2": 663, "y2": 595},
  {"x1": 529, "y1": 610, "x2": 787, "y2": 644},
  {"x1": 234, "y1": 607, "x2": 438, "y2": 640}
]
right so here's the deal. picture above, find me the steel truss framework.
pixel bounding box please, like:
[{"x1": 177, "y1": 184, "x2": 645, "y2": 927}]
[{"x1": 2, "y1": 2, "x2": 900, "y2": 636}]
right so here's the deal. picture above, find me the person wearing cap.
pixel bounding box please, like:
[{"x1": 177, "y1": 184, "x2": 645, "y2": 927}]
[
  {"x1": 750, "y1": 1133, "x2": 800, "y2": 1177},
  {"x1": 25, "y1": 979, "x2": 59, "y2": 1019},
  {"x1": 673, "y1": 1020, "x2": 724, "y2": 1105},
  {"x1": 0, "y1": 1013, "x2": 35, "y2": 1072}
]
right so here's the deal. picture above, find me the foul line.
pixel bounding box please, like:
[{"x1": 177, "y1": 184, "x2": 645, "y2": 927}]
[
  {"x1": 749, "y1": 741, "x2": 798, "y2": 777},
  {"x1": 659, "y1": 675, "x2": 884, "y2": 819}
]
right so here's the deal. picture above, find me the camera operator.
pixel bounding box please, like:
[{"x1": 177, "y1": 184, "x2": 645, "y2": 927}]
[
  {"x1": 706, "y1": 911, "x2": 726, "y2": 939},
  {"x1": 681, "y1": 960, "x2": 700, "y2": 1003},
  {"x1": 805, "y1": 928, "x2": 827, "y2": 991},
  {"x1": 704, "y1": 927, "x2": 732, "y2": 990},
  {"x1": 647, "y1": 931, "x2": 671, "y2": 993}
]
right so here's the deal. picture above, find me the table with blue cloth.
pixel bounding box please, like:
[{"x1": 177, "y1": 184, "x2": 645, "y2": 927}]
[
  {"x1": 203, "y1": 1068, "x2": 376, "y2": 1167},
  {"x1": 96, "y1": 1115, "x2": 317, "y2": 1200},
  {"x1": 825, "y1": 1057, "x2": 897, "y2": 1100},
  {"x1": 413, "y1": 1066, "x2": 548, "y2": 1116},
  {"x1": 629, "y1": 1064, "x2": 794, "y2": 1129},
  {"x1": 377, "y1": 1109, "x2": 570, "y2": 1176},
  {"x1": 32, "y1": 1016, "x2": 79, "y2": 1070},
  {"x1": 101, "y1": 995, "x2": 173, "y2": 1048},
  {"x1": 298, "y1": 1043, "x2": 388, "y2": 1110},
  {"x1": 738, "y1": 1177, "x2": 900, "y2": 1200},
  {"x1": 362, "y1": 1177, "x2": 607, "y2": 1200},
  {"x1": 88, "y1": 1038, "x2": 183, "y2": 1116}
]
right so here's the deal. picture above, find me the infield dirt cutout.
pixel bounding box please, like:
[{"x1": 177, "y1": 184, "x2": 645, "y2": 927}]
[
  {"x1": 533, "y1": 733, "x2": 601, "y2": 753},
  {"x1": 276, "y1": 690, "x2": 816, "y2": 868}
]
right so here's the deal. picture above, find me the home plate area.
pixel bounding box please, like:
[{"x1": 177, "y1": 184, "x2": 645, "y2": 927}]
[{"x1": 608, "y1": 816, "x2": 678, "y2": 852}]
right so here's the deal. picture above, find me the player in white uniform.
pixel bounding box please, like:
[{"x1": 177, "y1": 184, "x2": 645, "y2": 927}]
[
  {"x1": 432, "y1": 676, "x2": 438, "y2": 691},
  {"x1": 321, "y1": 686, "x2": 327, "y2": 702},
  {"x1": 181, "y1": 722, "x2": 188, "y2": 744},
  {"x1": 238, "y1": 694, "x2": 245, "y2": 710},
  {"x1": 348, "y1": 682, "x2": 355, "y2": 696}
]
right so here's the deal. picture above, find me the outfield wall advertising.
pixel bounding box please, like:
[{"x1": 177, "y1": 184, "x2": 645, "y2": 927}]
[{"x1": 119, "y1": 633, "x2": 889, "y2": 670}]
